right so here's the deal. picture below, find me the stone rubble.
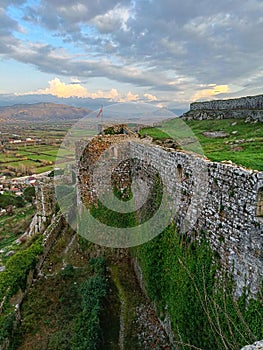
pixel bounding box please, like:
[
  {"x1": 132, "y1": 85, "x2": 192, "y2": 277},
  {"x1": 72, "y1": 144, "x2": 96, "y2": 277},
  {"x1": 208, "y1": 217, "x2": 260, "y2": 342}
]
[
  {"x1": 240, "y1": 340, "x2": 263, "y2": 350},
  {"x1": 134, "y1": 303, "x2": 171, "y2": 349}
]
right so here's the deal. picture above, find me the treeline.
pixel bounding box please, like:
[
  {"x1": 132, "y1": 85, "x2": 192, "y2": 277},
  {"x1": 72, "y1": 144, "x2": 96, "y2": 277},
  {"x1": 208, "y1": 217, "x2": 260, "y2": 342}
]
[{"x1": 0, "y1": 187, "x2": 35, "y2": 210}]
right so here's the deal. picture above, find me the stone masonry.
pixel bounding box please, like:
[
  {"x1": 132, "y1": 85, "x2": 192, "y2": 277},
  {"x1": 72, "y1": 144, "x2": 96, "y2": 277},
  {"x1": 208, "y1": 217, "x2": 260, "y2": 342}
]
[
  {"x1": 28, "y1": 177, "x2": 56, "y2": 236},
  {"x1": 183, "y1": 94, "x2": 263, "y2": 121},
  {"x1": 77, "y1": 134, "x2": 263, "y2": 298}
]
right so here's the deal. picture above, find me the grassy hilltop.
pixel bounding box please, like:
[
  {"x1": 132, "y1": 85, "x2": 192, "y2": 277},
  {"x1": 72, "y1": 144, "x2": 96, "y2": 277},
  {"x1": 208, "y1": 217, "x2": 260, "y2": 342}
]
[{"x1": 141, "y1": 118, "x2": 263, "y2": 171}]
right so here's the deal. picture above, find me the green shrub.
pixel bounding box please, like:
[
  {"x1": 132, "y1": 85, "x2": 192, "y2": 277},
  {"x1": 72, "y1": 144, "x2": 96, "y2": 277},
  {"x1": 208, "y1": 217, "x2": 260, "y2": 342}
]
[
  {"x1": 47, "y1": 330, "x2": 71, "y2": 350},
  {"x1": 60, "y1": 264, "x2": 75, "y2": 277},
  {"x1": 0, "y1": 237, "x2": 43, "y2": 309},
  {"x1": 23, "y1": 186, "x2": 36, "y2": 202},
  {"x1": 0, "y1": 313, "x2": 15, "y2": 343},
  {"x1": 0, "y1": 193, "x2": 25, "y2": 209},
  {"x1": 89, "y1": 257, "x2": 106, "y2": 275},
  {"x1": 71, "y1": 257, "x2": 108, "y2": 350},
  {"x1": 48, "y1": 169, "x2": 64, "y2": 177}
]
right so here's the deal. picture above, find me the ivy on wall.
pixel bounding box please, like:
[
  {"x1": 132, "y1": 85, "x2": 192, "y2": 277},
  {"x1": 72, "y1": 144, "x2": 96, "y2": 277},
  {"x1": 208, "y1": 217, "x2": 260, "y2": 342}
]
[
  {"x1": 71, "y1": 257, "x2": 108, "y2": 350},
  {"x1": 134, "y1": 225, "x2": 263, "y2": 350}
]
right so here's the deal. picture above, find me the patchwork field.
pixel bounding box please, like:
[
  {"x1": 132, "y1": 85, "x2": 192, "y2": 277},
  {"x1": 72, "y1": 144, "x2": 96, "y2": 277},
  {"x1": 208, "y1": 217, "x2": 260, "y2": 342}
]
[{"x1": 0, "y1": 121, "x2": 96, "y2": 177}]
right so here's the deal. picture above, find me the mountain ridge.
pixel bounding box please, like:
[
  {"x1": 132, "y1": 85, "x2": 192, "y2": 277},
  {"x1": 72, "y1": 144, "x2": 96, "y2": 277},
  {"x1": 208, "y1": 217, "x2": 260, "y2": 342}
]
[{"x1": 0, "y1": 102, "x2": 92, "y2": 122}]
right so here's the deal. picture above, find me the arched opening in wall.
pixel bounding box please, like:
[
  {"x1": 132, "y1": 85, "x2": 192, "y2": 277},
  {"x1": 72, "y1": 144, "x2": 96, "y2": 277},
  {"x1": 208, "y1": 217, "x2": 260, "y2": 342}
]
[
  {"x1": 256, "y1": 188, "x2": 263, "y2": 217},
  {"x1": 177, "y1": 164, "x2": 183, "y2": 182}
]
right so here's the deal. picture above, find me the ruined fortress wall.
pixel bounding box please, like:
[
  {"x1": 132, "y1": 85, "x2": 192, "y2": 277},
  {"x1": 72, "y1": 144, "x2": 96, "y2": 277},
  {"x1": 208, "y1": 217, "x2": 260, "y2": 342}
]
[
  {"x1": 129, "y1": 141, "x2": 263, "y2": 297},
  {"x1": 183, "y1": 94, "x2": 263, "y2": 121},
  {"x1": 191, "y1": 94, "x2": 263, "y2": 110},
  {"x1": 76, "y1": 134, "x2": 137, "y2": 207},
  {"x1": 30, "y1": 177, "x2": 57, "y2": 236},
  {"x1": 77, "y1": 136, "x2": 263, "y2": 297}
]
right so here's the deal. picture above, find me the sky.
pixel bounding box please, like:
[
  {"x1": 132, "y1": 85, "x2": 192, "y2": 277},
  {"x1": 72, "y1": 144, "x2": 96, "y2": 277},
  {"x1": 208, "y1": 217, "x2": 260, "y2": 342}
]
[{"x1": 0, "y1": 0, "x2": 263, "y2": 110}]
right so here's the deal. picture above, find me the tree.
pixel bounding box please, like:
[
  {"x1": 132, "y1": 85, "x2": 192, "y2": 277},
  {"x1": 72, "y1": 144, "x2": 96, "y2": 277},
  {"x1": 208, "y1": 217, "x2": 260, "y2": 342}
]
[{"x1": 23, "y1": 186, "x2": 36, "y2": 203}]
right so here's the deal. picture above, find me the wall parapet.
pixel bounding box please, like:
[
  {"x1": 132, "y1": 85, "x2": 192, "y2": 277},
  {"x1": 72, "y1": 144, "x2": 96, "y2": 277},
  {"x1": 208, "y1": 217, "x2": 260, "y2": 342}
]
[
  {"x1": 183, "y1": 94, "x2": 263, "y2": 121},
  {"x1": 190, "y1": 94, "x2": 263, "y2": 111}
]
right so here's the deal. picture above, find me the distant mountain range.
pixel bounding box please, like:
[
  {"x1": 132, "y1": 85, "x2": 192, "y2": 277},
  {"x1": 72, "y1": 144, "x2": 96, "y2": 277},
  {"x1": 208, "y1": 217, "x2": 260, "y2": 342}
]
[
  {"x1": 0, "y1": 94, "x2": 186, "y2": 117},
  {"x1": 0, "y1": 94, "x2": 113, "y2": 109},
  {"x1": 0, "y1": 93, "x2": 186, "y2": 124},
  {"x1": 0, "y1": 102, "x2": 91, "y2": 122}
]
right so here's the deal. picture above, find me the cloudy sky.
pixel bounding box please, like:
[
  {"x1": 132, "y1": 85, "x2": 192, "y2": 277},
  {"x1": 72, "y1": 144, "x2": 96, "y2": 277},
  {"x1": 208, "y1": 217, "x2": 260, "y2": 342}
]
[{"x1": 1, "y1": 0, "x2": 263, "y2": 109}]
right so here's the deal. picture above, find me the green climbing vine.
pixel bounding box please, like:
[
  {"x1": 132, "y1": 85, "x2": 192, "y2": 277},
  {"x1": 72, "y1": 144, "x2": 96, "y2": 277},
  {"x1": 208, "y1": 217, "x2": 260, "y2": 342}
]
[
  {"x1": 71, "y1": 257, "x2": 108, "y2": 350},
  {"x1": 134, "y1": 225, "x2": 263, "y2": 350}
]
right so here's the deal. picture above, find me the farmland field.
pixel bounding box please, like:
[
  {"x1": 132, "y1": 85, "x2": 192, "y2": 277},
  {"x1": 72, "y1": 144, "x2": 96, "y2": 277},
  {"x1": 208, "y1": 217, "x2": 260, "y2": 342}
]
[{"x1": 0, "y1": 120, "x2": 99, "y2": 177}]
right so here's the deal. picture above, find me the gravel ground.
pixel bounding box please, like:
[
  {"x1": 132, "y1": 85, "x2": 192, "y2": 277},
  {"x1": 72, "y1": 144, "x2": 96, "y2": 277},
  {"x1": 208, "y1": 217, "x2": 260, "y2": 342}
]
[{"x1": 134, "y1": 303, "x2": 171, "y2": 349}]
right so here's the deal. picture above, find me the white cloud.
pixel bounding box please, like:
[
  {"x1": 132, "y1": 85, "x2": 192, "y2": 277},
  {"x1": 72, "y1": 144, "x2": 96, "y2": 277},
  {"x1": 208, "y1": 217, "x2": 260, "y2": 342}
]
[
  {"x1": 1, "y1": 0, "x2": 263, "y2": 108},
  {"x1": 92, "y1": 4, "x2": 133, "y2": 33},
  {"x1": 125, "y1": 91, "x2": 139, "y2": 101},
  {"x1": 28, "y1": 78, "x2": 90, "y2": 98},
  {"x1": 20, "y1": 78, "x2": 156, "y2": 103},
  {"x1": 20, "y1": 78, "x2": 119, "y2": 99},
  {"x1": 144, "y1": 93, "x2": 157, "y2": 101},
  {"x1": 192, "y1": 84, "x2": 230, "y2": 101},
  {"x1": 90, "y1": 88, "x2": 120, "y2": 100}
]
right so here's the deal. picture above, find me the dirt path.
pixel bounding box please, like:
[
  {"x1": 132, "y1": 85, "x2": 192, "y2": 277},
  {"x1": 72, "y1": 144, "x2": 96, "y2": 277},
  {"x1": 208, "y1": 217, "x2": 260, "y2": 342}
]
[
  {"x1": 110, "y1": 266, "x2": 126, "y2": 350},
  {"x1": 108, "y1": 259, "x2": 171, "y2": 350}
]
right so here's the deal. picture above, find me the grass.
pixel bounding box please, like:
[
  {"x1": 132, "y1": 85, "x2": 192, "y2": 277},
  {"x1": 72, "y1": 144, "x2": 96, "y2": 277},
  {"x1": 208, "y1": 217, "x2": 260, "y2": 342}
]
[
  {"x1": 0, "y1": 155, "x2": 20, "y2": 162},
  {"x1": 11, "y1": 227, "x2": 92, "y2": 350},
  {"x1": 11, "y1": 224, "x2": 160, "y2": 350},
  {"x1": 16, "y1": 267, "x2": 92, "y2": 350},
  {"x1": 34, "y1": 165, "x2": 54, "y2": 174},
  {"x1": 140, "y1": 118, "x2": 263, "y2": 171},
  {"x1": 0, "y1": 123, "x2": 69, "y2": 177},
  {"x1": 0, "y1": 206, "x2": 34, "y2": 252},
  {"x1": 26, "y1": 154, "x2": 55, "y2": 162},
  {"x1": 100, "y1": 271, "x2": 120, "y2": 350},
  {"x1": 140, "y1": 127, "x2": 170, "y2": 140},
  {"x1": 0, "y1": 145, "x2": 73, "y2": 176}
]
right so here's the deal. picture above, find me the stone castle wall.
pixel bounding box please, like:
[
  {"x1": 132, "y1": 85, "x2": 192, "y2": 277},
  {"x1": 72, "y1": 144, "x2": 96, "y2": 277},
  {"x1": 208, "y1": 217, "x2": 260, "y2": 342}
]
[
  {"x1": 29, "y1": 177, "x2": 56, "y2": 236},
  {"x1": 77, "y1": 136, "x2": 263, "y2": 297},
  {"x1": 0, "y1": 177, "x2": 65, "y2": 350},
  {"x1": 191, "y1": 94, "x2": 263, "y2": 110},
  {"x1": 130, "y1": 141, "x2": 263, "y2": 297},
  {"x1": 76, "y1": 134, "x2": 137, "y2": 207},
  {"x1": 183, "y1": 94, "x2": 263, "y2": 121}
]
